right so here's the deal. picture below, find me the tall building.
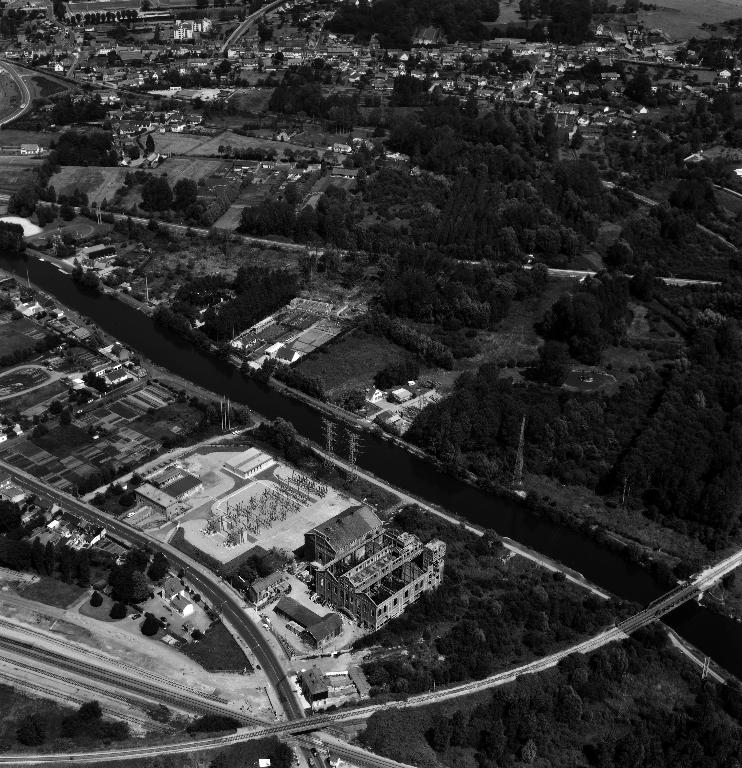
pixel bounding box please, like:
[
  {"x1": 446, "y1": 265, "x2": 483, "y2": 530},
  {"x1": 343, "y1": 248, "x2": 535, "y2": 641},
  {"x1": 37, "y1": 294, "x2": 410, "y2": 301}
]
[{"x1": 306, "y1": 507, "x2": 446, "y2": 631}]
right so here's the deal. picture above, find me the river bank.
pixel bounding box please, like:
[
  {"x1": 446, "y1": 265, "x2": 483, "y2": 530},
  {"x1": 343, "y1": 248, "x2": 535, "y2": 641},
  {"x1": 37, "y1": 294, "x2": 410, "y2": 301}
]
[{"x1": 8, "y1": 250, "x2": 742, "y2": 682}]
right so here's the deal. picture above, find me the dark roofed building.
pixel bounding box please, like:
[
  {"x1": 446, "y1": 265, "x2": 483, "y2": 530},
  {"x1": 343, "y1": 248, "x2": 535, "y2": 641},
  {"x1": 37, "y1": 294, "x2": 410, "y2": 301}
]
[
  {"x1": 248, "y1": 571, "x2": 289, "y2": 606},
  {"x1": 274, "y1": 596, "x2": 323, "y2": 629},
  {"x1": 305, "y1": 613, "x2": 342, "y2": 649},
  {"x1": 300, "y1": 666, "x2": 329, "y2": 702},
  {"x1": 304, "y1": 505, "x2": 383, "y2": 565}
]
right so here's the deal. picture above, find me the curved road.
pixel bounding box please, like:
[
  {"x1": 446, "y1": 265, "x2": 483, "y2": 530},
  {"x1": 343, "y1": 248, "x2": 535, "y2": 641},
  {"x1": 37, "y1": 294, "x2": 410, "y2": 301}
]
[
  {"x1": 0, "y1": 59, "x2": 31, "y2": 127},
  {"x1": 220, "y1": 0, "x2": 286, "y2": 55},
  {"x1": 0, "y1": 460, "x2": 305, "y2": 724}
]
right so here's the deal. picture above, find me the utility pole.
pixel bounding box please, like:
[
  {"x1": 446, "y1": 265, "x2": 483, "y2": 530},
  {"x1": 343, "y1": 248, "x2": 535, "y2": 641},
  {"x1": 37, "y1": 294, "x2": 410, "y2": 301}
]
[
  {"x1": 145, "y1": 275, "x2": 149, "y2": 303},
  {"x1": 321, "y1": 418, "x2": 336, "y2": 459},
  {"x1": 512, "y1": 415, "x2": 526, "y2": 491}
]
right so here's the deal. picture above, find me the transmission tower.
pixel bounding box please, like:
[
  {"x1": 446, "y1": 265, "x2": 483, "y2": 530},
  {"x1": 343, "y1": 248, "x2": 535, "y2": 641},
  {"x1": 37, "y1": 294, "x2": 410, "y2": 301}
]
[
  {"x1": 512, "y1": 415, "x2": 526, "y2": 490},
  {"x1": 701, "y1": 656, "x2": 710, "y2": 680},
  {"x1": 346, "y1": 428, "x2": 361, "y2": 475},
  {"x1": 322, "y1": 418, "x2": 336, "y2": 458}
]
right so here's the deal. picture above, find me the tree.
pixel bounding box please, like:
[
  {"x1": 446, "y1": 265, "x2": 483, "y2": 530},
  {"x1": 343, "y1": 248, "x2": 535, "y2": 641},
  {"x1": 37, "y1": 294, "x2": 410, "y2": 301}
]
[
  {"x1": 141, "y1": 613, "x2": 161, "y2": 636},
  {"x1": 78, "y1": 701, "x2": 102, "y2": 721},
  {"x1": 43, "y1": 540, "x2": 56, "y2": 576},
  {"x1": 60, "y1": 203, "x2": 76, "y2": 221},
  {"x1": 90, "y1": 591, "x2": 103, "y2": 607},
  {"x1": 173, "y1": 178, "x2": 198, "y2": 211},
  {"x1": 145, "y1": 133, "x2": 155, "y2": 154},
  {"x1": 110, "y1": 566, "x2": 150, "y2": 602},
  {"x1": 110, "y1": 601, "x2": 127, "y2": 620},
  {"x1": 141, "y1": 176, "x2": 173, "y2": 211},
  {"x1": 605, "y1": 238, "x2": 635, "y2": 271},
  {"x1": 147, "y1": 552, "x2": 169, "y2": 582},
  {"x1": 60, "y1": 407, "x2": 72, "y2": 426},
  {"x1": 536, "y1": 340, "x2": 570, "y2": 385},
  {"x1": 16, "y1": 715, "x2": 46, "y2": 746},
  {"x1": 76, "y1": 549, "x2": 91, "y2": 586}
]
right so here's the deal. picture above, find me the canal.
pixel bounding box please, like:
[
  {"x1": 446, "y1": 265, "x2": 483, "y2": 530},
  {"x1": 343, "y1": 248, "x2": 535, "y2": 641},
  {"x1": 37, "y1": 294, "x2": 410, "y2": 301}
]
[{"x1": 11, "y1": 255, "x2": 742, "y2": 679}]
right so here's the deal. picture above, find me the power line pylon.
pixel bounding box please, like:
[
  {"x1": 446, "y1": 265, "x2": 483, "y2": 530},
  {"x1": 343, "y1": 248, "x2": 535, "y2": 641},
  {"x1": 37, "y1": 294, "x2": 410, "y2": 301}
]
[
  {"x1": 701, "y1": 656, "x2": 710, "y2": 680},
  {"x1": 512, "y1": 415, "x2": 526, "y2": 491},
  {"x1": 346, "y1": 428, "x2": 361, "y2": 476},
  {"x1": 322, "y1": 418, "x2": 336, "y2": 460}
]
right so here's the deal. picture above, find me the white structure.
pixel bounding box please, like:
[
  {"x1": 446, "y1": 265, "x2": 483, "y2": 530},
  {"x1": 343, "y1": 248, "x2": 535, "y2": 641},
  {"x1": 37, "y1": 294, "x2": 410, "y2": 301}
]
[{"x1": 223, "y1": 448, "x2": 275, "y2": 479}]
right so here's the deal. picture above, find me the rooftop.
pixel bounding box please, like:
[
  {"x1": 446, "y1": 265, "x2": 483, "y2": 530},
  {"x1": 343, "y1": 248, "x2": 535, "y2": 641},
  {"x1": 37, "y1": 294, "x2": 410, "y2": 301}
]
[{"x1": 309, "y1": 505, "x2": 382, "y2": 554}]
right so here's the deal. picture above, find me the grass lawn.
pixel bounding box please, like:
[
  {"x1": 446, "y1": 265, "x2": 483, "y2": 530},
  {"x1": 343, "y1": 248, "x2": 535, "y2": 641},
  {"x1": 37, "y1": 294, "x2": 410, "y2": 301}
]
[
  {"x1": 19, "y1": 576, "x2": 87, "y2": 609},
  {"x1": 30, "y1": 74, "x2": 66, "y2": 98},
  {"x1": 294, "y1": 329, "x2": 408, "y2": 396},
  {"x1": 1, "y1": 378, "x2": 69, "y2": 415},
  {"x1": 32, "y1": 424, "x2": 94, "y2": 457},
  {"x1": 180, "y1": 622, "x2": 250, "y2": 672},
  {"x1": 52, "y1": 166, "x2": 130, "y2": 206},
  {"x1": 0, "y1": 157, "x2": 42, "y2": 195}
]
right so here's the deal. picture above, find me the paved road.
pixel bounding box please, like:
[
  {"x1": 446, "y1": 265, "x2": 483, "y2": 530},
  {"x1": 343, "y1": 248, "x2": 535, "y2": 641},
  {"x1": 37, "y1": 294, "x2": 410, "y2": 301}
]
[
  {"x1": 220, "y1": 0, "x2": 286, "y2": 54},
  {"x1": 0, "y1": 59, "x2": 31, "y2": 127},
  {"x1": 0, "y1": 364, "x2": 63, "y2": 401},
  {"x1": 0, "y1": 460, "x2": 305, "y2": 725}
]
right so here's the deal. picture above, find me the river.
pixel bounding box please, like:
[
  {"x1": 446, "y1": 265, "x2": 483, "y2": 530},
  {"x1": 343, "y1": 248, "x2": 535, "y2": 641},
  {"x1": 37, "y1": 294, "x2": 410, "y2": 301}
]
[{"x1": 10, "y1": 255, "x2": 742, "y2": 679}]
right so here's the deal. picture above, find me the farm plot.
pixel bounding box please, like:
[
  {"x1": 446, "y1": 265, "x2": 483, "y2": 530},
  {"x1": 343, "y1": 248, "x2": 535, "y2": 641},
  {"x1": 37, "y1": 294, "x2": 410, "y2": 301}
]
[
  {"x1": 158, "y1": 157, "x2": 229, "y2": 183},
  {"x1": 0, "y1": 366, "x2": 51, "y2": 398},
  {"x1": 0, "y1": 313, "x2": 47, "y2": 357}
]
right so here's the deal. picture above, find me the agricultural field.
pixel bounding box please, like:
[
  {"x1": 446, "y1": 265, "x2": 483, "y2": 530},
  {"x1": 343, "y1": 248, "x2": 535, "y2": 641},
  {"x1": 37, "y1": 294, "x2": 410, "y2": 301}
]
[
  {"x1": 0, "y1": 129, "x2": 54, "y2": 148},
  {"x1": 158, "y1": 156, "x2": 228, "y2": 182},
  {"x1": 228, "y1": 88, "x2": 274, "y2": 113},
  {"x1": 0, "y1": 156, "x2": 43, "y2": 195},
  {"x1": 153, "y1": 130, "x2": 307, "y2": 157},
  {"x1": 29, "y1": 73, "x2": 66, "y2": 98},
  {"x1": 51, "y1": 166, "x2": 129, "y2": 206},
  {"x1": 638, "y1": 0, "x2": 738, "y2": 37},
  {"x1": 0, "y1": 313, "x2": 47, "y2": 358},
  {"x1": 0, "y1": 382, "x2": 190, "y2": 492}
]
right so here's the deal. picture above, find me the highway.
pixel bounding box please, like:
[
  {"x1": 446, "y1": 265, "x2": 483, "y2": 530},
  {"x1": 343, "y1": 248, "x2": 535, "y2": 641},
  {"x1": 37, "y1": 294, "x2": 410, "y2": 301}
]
[
  {"x1": 220, "y1": 0, "x2": 286, "y2": 55},
  {"x1": 3, "y1": 543, "x2": 742, "y2": 764},
  {"x1": 0, "y1": 460, "x2": 305, "y2": 726},
  {"x1": 0, "y1": 59, "x2": 32, "y2": 127}
]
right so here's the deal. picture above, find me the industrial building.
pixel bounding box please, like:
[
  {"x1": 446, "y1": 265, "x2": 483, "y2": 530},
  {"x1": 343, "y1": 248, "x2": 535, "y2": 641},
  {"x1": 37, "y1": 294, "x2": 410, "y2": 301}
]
[
  {"x1": 307, "y1": 508, "x2": 446, "y2": 631},
  {"x1": 223, "y1": 448, "x2": 275, "y2": 479}
]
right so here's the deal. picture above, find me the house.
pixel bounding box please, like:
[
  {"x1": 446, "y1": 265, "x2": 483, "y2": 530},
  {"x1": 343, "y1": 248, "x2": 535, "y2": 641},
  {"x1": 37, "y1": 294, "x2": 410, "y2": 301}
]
[
  {"x1": 135, "y1": 482, "x2": 177, "y2": 516},
  {"x1": 171, "y1": 593, "x2": 194, "y2": 616},
  {"x1": 248, "y1": 571, "x2": 289, "y2": 606},
  {"x1": 389, "y1": 387, "x2": 413, "y2": 403},
  {"x1": 305, "y1": 613, "x2": 342, "y2": 648},
  {"x1": 159, "y1": 575, "x2": 185, "y2": 601},
  {"x1": 275, "y1": 345, "x2": 301, "y2": 365},
  {"x1": 300, "y1": 666, "x2": 329, "y2": 702},
  {"x1": 304, "y1": 506, "x2": 383, "y2": 565},
  {"x1": 20, "y1": 144, "x2": 43, "y2": 155}
]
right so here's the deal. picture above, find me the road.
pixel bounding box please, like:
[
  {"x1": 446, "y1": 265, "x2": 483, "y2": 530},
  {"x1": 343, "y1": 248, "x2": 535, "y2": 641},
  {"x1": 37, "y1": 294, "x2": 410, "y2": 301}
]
[
  {"x1": 0, "y1": 59, "x2": 31, "y2": 127},
  {"x1": 0, "y1": 459, "x2": 305, "y2": 726},
  {"x1": 3, "y1": 542, "x2": 742, "y2": 764},
  {"x1": 220, "y1": 0, "x2": 286, "y2": 55}
]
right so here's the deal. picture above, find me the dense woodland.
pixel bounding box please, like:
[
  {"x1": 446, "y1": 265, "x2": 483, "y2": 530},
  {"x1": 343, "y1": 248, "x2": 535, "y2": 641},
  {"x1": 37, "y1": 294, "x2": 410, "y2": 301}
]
[
  {"x1": 357, "y1": 506, "x2": 622, "y2": 694},
  {"x1": 361, "y1": 625, "x2": 742, "y2": 768}
]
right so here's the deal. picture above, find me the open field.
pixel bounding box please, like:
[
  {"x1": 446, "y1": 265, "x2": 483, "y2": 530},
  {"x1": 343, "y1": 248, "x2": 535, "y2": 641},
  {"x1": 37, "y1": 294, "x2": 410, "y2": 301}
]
[
  {"x1": 639, "y1": 0, "x2": 739, "y2": 37},
  {"x1": 29, "y1": 73, "x2": 66, "y2": 98},
  {"x1": 294, "y1": 329, "x2": 409, "y2": 396},
  {"x1": 19, "y1": 576, "x2": 87, "y2": 608},
  {"x1": 159, "y1": 156, "x2": 229, "y2": 182},
  {"x1": 180, "y1": 621, "x2": 250, "y2": 672},
  {"x1": 51, "y1": 166, "x2": 129, "y2": 206},
  {"x1": 0, "y1": 129, "x2": 54, "y2": 148},
  {"x1": 229, "y1": 88, "x2": 274, "y2": 113}
]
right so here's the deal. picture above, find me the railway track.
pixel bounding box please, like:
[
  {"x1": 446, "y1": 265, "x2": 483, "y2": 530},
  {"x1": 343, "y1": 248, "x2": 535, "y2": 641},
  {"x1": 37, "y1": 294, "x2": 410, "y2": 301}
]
[
  {"x1": 0, "y1": 617, "x2": 231, "y2": 705},
  {"x1": 0, "y1": 668, "x2": 172, "y2": 734},
  {"x1": 0, "y1": 635, "x2": 253, "y2": 724}
]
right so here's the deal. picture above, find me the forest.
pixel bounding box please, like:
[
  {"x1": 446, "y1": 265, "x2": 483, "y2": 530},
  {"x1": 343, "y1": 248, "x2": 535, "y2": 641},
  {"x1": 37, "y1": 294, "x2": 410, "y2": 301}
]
[
  {"x1": 328, "y1": 0, "x2": 500, "y2": 48},
  {"x1": 360, "y1": 625, "x2": 742, "y2": 768},
  {"x1": 356, "y1": 506, "x2": 623, "y2": 694}
]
